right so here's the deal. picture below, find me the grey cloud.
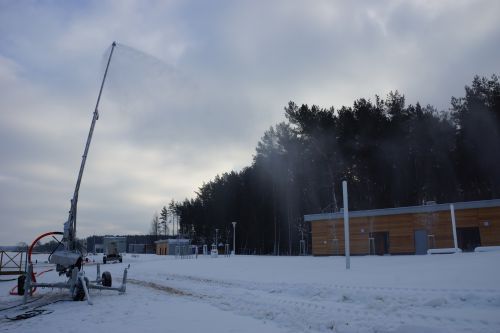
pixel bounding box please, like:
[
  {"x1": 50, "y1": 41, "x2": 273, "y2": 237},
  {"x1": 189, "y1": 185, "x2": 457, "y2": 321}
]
[{"x1": 1, "y1": 0, "x2": 499, "y2": 244}]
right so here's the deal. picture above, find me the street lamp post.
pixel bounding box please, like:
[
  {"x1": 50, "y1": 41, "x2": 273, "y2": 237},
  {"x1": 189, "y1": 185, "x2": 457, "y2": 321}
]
[
  {"x1": 215, "y1": 228, "x2": 219, "y2": 248},
  {"x1": 343, "y1": 180, "x2": 350, "y2": 270},
  {"x1": 232, "y1": 222, "x2": 237, "y2": 255},
  {"x1": 177, "y1": 215, "x2": 180, "y2": 258}
]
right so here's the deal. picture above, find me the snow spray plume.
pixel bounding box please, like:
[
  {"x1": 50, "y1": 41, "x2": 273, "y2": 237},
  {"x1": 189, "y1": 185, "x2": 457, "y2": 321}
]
[{"x1": 101, "y1": 43, "x2": 198, "y2": 145}]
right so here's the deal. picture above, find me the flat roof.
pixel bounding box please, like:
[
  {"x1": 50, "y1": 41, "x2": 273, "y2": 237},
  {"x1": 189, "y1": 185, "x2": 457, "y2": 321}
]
[
  {"x1": 304, "y1": 198, "x2": 500, "y2": 222},
  {"x1": 154, "y1": 239, "x2": 190, "y2": 244}
]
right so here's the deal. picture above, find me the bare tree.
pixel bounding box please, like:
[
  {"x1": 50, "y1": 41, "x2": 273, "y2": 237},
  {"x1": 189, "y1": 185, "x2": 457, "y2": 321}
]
[{"x1": 150, "y1": 212, "x2": 160, "y2": 240}]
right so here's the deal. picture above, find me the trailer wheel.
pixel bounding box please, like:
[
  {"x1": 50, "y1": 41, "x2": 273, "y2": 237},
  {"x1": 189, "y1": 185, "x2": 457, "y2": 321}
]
[
  {"x1": 17, "y1": 274, "x2": 26, "y2": 296},
  {"x1": 72, "y1": 277, "x2": 89, "y2": 301},
  {"x1": 102, "y1": 271, "x2": 112, "y2": 287}
]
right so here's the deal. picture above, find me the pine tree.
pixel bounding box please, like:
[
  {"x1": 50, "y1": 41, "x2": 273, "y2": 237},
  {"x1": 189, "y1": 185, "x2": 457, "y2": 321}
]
[{"x1": 160, "y1": 206, "x2": 168, "y2": 237}]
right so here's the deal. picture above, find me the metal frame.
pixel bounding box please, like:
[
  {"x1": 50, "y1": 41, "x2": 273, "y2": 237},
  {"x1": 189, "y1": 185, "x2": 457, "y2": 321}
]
[
  {"x1": 23, "y1": 263, "x2": 128, "y2": 305},
  {"x1": 0, "y1": 249, "x2": 26, "y2": 276}
]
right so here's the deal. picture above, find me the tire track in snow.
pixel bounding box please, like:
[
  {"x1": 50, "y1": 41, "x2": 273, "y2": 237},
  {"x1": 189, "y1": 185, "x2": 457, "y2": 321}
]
[
  {"x1": 165, "y1": 272, "x2": 500, "y2": 298},
  {"x1": 164, "y1": 273, "x2": 500, "y2": 314},
  {"x1": 128, "y1": 279, "x2": 197, "y2": 297},
  {"x1": 130, "y1": 275, "x2": 500, "y2": 333}
]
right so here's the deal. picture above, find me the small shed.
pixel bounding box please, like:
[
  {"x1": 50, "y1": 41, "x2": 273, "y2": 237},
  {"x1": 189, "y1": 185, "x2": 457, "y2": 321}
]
[
  {"x1": 155, "y1": 239, "x2": 191, "y2": 255},
  {"x1": 305, "y1": 199, "x2": 500, "y2": 256}
]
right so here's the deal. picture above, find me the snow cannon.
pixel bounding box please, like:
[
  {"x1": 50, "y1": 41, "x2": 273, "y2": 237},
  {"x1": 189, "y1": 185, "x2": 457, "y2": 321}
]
[{"x1": 22, "y1": 41, "x2": 128, "y2": 305}]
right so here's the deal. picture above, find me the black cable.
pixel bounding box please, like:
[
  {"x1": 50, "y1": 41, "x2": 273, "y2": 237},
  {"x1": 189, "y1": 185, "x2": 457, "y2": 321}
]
[
  {"x1": 0, "y1": 278, "x2": 18, "y2": 282},
  {"x1": 0, "y1": 295, "x2": 44, "y2": 312},
  {"x1": 3, "y1": 298, "x2": 72, "y2": 321},
  {"x1": 47, "y1": 235, "x2": 64, "y2": 263},
  {"x1": 5, "y1": 309, "x2": 53, "y2": 321},
  {"x1": 33, "y1": 298, "x2": 72, "y2": 310}
]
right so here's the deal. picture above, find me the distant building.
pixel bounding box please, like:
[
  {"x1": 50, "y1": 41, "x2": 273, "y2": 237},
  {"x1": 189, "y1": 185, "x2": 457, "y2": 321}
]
[
  {"x1": 94, "y1": 243, "x2": 104, "y2": 253},
  {"x1": 103, "y1": 236, "x2": 127, "y2": 255},
  {"x1": 128, "y1": 244, "x2": 155, "y2": 254},
  {"x1": 305, "y1": 199, "x2": 500, "y2": 256},
  {"x1": 86, "y1": 234, "x2": 163, "y2": 254},
  {"x1": 155, "y1": 239, "x2": 190, "y2": 255}
]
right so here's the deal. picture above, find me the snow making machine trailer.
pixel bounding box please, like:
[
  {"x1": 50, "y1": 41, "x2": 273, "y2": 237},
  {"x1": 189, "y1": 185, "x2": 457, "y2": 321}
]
[{"x1": 22, "y1": 41, "x2": 128, "y2": 305}]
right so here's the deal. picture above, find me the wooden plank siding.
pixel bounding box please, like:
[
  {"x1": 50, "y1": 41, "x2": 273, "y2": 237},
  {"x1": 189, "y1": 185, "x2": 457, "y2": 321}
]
[
  {"x1": 310, "y1": 206, "x2": 500, "y2": 256},
  {"x1": 478, "y1": 207, "x2": 500, "y2": 245}
]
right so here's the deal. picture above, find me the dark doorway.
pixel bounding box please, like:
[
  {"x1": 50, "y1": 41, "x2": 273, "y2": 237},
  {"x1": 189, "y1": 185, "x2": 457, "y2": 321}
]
[
  {"x1": 414, "y1": 229, "x2": 428, "y2": 255},
  {"x1": 456, "y1": 227, "x2": 481, "y2": 252},
  {"x1": 369, "y1": 232, "x2": 390, "y2": 255}
]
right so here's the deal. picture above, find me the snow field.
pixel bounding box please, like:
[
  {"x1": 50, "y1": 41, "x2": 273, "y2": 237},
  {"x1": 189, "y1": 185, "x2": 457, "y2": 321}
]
[{"x1": 1, "y1": 252, "x2": 499, "y2": 333}]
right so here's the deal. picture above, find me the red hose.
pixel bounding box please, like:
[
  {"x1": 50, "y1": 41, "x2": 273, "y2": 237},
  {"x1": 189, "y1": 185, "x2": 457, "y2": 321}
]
[{"x1": 10, "y1": 231, "x2": 64, "y2": 295}]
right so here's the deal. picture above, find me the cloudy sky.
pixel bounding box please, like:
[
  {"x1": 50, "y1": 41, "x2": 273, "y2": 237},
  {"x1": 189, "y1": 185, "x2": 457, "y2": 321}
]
[{"x1": 1, "y1": 0, "x2": 499, "y2": 245}]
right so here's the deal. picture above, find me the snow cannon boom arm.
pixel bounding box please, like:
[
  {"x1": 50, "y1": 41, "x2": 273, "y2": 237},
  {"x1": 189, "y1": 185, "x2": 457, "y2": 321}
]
[{"x1": 50, "y1": 41, "x2": 117, "y2": 274}]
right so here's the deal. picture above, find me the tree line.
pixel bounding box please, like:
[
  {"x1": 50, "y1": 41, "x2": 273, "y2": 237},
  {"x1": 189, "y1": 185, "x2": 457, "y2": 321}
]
[{"x1": 160, "y1": 75, "x2": 500, "y2": 255}]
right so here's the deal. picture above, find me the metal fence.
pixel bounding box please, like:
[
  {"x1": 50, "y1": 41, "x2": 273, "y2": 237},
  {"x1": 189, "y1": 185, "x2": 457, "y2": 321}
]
[{"x1": 0, "y1": 249, "x2": 27, "y2": 276}]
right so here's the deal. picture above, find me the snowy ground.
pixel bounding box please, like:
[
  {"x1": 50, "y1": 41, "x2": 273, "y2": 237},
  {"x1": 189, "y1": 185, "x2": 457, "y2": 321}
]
[{"x1": 1, "y1": 252, "x2": 500, "y2": 333}]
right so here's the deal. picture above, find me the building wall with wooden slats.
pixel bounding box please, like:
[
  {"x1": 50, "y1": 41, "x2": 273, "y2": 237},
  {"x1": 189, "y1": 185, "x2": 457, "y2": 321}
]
[
  {"x1": 311, "y1": 206, "x2": 500, "y2": 256},
  {"x1": 155, "y1": 242, "x2": 168, "y2": 255}
]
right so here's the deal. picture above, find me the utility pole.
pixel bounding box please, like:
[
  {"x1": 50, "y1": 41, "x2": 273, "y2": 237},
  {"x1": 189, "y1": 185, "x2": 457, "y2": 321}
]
[
  {"x1": 215, "y1": 228, "x2": 219, "y2": 248},
  {"x1": 232, "y1": 222, "x2": 237, "y2": 255},
  {"x1": 450, "y1": 204, "x2": 458, "y2": 251},
  {"x1": 343, "y1": 181, "x2": 350, "y2": 269}
]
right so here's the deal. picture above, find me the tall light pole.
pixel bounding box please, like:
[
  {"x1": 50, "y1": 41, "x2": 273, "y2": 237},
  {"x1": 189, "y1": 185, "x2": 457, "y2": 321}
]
[
  {"x1": 342, "y1": 180, "x2": 350, "y2": 269},
  {"x1": 215, "y1": 229, "x2": 219, "y2": 247},
  {"x1": 232, "y1": 222, "x2": 237, "y2": 255},
  {"x1": 177, "y1": 214, "x2": 180, "y2": 257},
  {"x1": 450, "y1": 204, "x2": 458, "y2": 251}
]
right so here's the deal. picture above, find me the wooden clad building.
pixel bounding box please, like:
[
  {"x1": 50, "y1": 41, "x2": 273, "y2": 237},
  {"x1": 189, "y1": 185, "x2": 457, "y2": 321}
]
[
  {"x1": 304, "y1": 199, "x2": 500, "y2": 256},
  {"x1": 155, "y1": 239, "x2": 191, "y2": 255}
]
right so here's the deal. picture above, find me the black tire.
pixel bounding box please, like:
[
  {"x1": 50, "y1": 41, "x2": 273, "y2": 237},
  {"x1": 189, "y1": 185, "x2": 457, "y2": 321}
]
[
  {"x1": 103, "y1": 257, "x2": 107, "y2": 264},
  {"x1": 72, "y1": 277, "x2": 88, "y2": 301},
  {"x1": 102, "y1": 271, "x2": 112, "y2": 287},
  {"x1": 17, "y1": 275, "x2": 26, "y2": 296}
]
